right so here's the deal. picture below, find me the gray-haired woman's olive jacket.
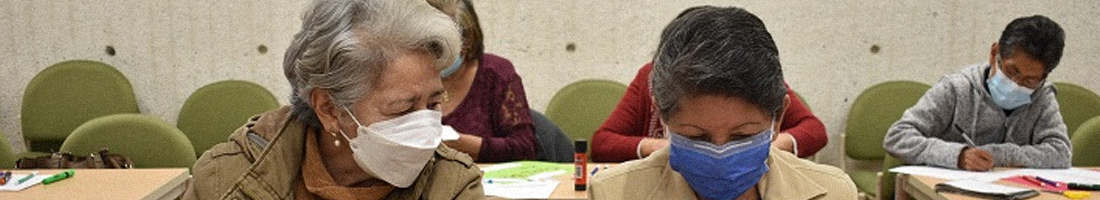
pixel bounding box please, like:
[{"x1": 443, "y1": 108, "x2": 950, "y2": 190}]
[{"x1": 182, "y1": 106, "x2": 484, "y2": 200}]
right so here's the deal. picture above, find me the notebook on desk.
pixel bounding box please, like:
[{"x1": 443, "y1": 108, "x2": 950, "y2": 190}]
[
  {"x1": 0, "y1": 173, "x2": 49, "y2": 192},
  {"x1": 935, "y1": 179, "x2": 1039, "y2": 200}
]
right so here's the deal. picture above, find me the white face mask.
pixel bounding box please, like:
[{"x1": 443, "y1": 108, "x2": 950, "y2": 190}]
[{"x1": 338, "y1": 106, "x2": 442, "y2": 188}]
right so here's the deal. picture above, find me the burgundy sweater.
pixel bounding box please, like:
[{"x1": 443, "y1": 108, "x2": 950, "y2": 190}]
[{"x1": 442, "y1": 54, "x2": 538, "y2": 162}]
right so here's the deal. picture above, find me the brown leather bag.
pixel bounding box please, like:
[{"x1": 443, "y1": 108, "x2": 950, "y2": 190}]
[{"x1": 16, "y1": 148, "x2": 133, "y2": 169}]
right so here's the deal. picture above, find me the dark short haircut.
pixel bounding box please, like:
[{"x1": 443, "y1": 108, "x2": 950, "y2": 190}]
[
  {"x1": 998, "y1": 15, "x2": 1064, "y2": 73},
  {"x1": 650, "y1": 6, "x2": 786, "y2": 120}
]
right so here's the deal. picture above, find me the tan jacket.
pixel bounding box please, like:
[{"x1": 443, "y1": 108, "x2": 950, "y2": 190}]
[
  {"x1": 182, "y1": 106, "x2": 484, "y2": 200},
  {"x1": 589, "y1": 146, "x2": 857, "y2": 200}
]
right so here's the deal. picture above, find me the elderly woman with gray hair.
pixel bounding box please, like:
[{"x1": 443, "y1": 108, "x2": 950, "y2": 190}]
[{"x1": 183, "y1": 0, "x2": 483, "y2": 199}]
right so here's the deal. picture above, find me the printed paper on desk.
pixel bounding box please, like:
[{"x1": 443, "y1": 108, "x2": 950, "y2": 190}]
[
  {"x1": 482, "y1": 161, "x2": 572, "y2": 180},
  {"x1": 0, "y1": 173, "x2": 50, "y2": 192},
  {"x1": 889, "y1": 166, "x2": 1015, "y2": 181},
  {"x1": 481, "y1": 161, "x2": 573, "y2": 199},
  {"x1": 483, "y1": 180, "x2": 559, "y2": 199}
]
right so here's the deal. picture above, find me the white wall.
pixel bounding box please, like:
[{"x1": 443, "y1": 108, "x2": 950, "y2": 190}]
[{"x1": 2, "y1": 1, "x2": 1098, "y2": 167}]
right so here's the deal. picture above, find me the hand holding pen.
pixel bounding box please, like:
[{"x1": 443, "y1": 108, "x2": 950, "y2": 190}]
[{"x1": 954, "y1": 124, "x2": 993, "y2": 171}]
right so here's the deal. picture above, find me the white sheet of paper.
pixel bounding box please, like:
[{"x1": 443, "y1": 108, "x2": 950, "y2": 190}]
[
  {"x1": 482, "y1": 180, "x2": 559, "y2": 199},
  {"x1": 889, "y1": 166, "x2": 995, "y2": 180},
  {"x1": 0, "y1": 172, "x2": 49, "y2": 192},
  {"x1": 441, "y1": 125, "x2": 460, "y2": 141},
  {"x1": 890, "y1": 166, "x2": 1100, "y2": 184}
]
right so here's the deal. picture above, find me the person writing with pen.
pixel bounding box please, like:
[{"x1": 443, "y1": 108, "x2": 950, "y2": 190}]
[{"x1": 884, "y1": 15, "x2": 1071, "y2": 171}]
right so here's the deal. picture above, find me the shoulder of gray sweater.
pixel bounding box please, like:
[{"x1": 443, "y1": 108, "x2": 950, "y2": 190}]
[{"x1": 932, "y1": 64, "x2": 983, "y2": 95}]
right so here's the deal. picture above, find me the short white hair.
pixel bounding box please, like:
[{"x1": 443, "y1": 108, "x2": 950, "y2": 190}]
[{"x1": 283, "y1": 0, "x2": 461, "y2": 125}]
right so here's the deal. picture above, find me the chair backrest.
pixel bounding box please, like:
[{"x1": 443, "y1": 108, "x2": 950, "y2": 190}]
[
  {"x1": 544, "y1": 79, "x2": 628, "y2": 141},
  {"x1": 1054, "y1": 82, "x2": 1100, "y2": 138},
  {"x1": 845, "y1": 80, "x2": 931, "y2": 161},
  {"x1": 178, "y1": 80, "x2": 279, "y2": 156},
  {"x1": 530, "y1": 109, "x2": 574, "y2": 163},
  {"x1": 22, "y1": 60, "x2": 140, "y2": 152},
  {"x1": 1071, "y1": 116, "x2": 1100, "y2": 166},
  {"x1": 60, "y1": 114, "x2": 196, "y2": 168},
  {"x1": 0, "y1": 129, "x2": 16, "y2": 169}
]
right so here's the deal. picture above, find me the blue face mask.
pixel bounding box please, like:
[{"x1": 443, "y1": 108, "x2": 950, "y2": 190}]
[
  {"x1": 439, "y1": 54, "x2": 463, "y2": 78},
  {"x1": 986, "y1": 63, "x2": 1035, "y2": 110},
  {"x1": 668, "y1": 122, "x2": 773, "y2": 200}
]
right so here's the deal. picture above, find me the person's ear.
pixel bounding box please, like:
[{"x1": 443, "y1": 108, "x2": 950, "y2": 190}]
[
  {"x1": 310, "y1": 89, "x2": 342, "y2": 133},
  {"x1": 773, "y1": 95, "x2": 790, "y2": 133},
  {"x1": 989, "y1": 43, "x2": 1000, "y2": 74}
]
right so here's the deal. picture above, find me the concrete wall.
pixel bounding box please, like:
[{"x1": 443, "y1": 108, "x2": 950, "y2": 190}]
[{"x1": 2, "y1": 0, "x2": 1098, "y2": 167}]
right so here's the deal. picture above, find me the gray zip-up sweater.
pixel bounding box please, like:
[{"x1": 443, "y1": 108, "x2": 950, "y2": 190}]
[{"x1": 884, "y1": 63, "x2": 1071, "y2": 169}]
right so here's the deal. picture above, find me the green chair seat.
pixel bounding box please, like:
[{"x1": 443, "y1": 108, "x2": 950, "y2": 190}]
[
  {"x1": 1054, "y1": 82, "x2": 1100, "y2": 138},
  {"x1": 544, "y1": 79, "x2": 628, "y2": 142},
  {"x1": 1071, "y1": 116, "x2": 1100, "y2": 166},
  {"x1": 178, "y1": 80, "x2": 279, "y2": 156},
  {"x1": 22, "y1": 60, "x2": 139, "y2": 153},
  {"x1": 60, "y1": 114, "x2": 196, "y2": 168}
]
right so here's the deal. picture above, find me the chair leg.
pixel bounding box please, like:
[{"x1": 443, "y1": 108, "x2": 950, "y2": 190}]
[
  {"x1": 876, "y1": 172, "x2": 885, "y2": 200},
  {"x1": 841, "y1": 134, "x2": 848, "y2": 170}
]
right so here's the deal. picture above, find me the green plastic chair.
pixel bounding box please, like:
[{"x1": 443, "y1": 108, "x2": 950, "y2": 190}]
[
  {"x1": 879, "y1": 154, "x2": 907, "y2": 200},
  {"x1": 844, "y1": 80, "x2": 930, "y2": 199},
  {"x1": 1054, "y1": 82, "x2": 1100, "y2": 138},
  {"x1": 1071, "y1": 116, "x2": 1100, "y2": 166},
  {"x1": 544, "y1": 79, "x2": 628, "y2": 142},
  {"x1": 60, "y1": 114, "x2": 196, "y2": 168},
  {"x1": 178, "y1": 80, "x2": 279, "y2": 156},
  {"x1": 21, "y1": 60, "x2": 139, "y2": 154},
  {"x1": 0, "y1": 130, "x2": 17, "y2": 169}
]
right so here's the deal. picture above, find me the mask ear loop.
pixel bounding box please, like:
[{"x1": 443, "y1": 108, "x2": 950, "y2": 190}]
[{"x1": 328, "y1": 93, "x2": 367, "y2": 146}]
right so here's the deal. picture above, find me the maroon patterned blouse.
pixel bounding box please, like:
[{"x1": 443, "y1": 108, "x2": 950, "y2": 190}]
[{"x1": 442, "y1": 54, "x2": 538, "y2": 162}]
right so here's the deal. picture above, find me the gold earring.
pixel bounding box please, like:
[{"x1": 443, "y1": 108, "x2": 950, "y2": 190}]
[{"x1": 330, "y1": 131, "x2": 341, "y2": 146}]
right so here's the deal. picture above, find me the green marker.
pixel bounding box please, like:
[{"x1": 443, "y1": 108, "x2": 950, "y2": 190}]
[{"x1": 42, "y1": 169, "x2": 74, "y2": 185}]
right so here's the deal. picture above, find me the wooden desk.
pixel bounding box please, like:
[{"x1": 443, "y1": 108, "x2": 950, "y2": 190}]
[
  {"x1": 896, "y1": 173, "x2": 1100, "y2": 200},
  {"x1": 0, "y1": 168, "x2": 190, "y2": 200}
]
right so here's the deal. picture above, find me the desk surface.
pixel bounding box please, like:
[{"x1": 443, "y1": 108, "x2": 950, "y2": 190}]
[
  {"x1": 0, "y1": 168, "x2": 190, "y2": 200},
  {"x1": 899, "y1": 173, "x2": 1100, "y2": 200}
]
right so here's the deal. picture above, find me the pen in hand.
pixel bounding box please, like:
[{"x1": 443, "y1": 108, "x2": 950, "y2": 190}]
[{"x1": 953, "y1": 124, "x2": 977, "y2": 147}]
